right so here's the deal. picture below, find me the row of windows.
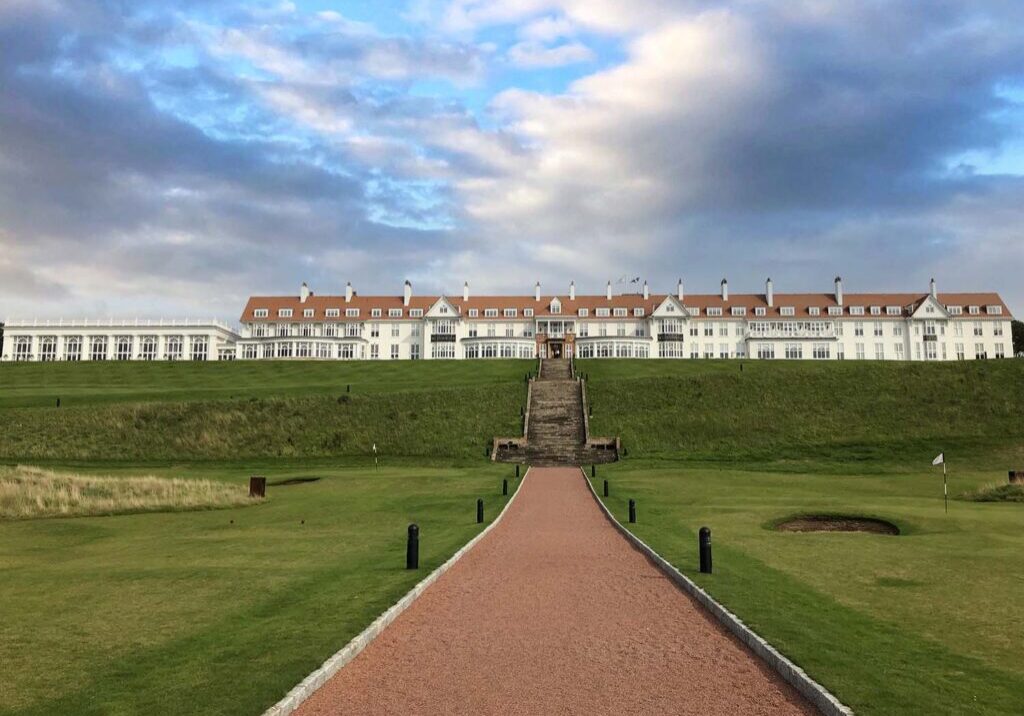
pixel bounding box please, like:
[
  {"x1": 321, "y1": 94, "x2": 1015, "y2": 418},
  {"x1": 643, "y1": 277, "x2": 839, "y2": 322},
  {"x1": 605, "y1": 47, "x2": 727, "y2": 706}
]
[
  {"x1": 11, "y1": 335, "x2": 208, "y2": 361},
  {"x1": 254, "y1": 307, "x2": 427, "y2": 319}
]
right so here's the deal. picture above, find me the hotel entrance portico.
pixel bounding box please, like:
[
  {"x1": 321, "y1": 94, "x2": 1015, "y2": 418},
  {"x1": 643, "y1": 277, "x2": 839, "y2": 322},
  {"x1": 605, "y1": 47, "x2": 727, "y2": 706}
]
[{"x1": 537, "y1": 319, "x2": 575, "y2": 359}]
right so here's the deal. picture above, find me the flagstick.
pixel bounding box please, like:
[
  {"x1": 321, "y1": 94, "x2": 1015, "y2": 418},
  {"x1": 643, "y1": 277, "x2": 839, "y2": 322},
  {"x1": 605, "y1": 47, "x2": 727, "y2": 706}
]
[{"x1": 943, "y1": 460, "x2": 948, "y2": 514}]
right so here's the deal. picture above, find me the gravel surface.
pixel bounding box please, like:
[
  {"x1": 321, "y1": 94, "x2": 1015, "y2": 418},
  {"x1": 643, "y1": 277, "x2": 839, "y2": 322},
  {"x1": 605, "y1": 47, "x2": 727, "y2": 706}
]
[{"x1": 295, "y1": 467, "x2": 815, "y2": 715}]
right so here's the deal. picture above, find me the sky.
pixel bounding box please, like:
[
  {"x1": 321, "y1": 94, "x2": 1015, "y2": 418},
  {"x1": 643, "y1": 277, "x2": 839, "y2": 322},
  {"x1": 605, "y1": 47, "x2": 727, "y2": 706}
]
[{"x1": 1, "y1": 0, "x2": 1023, "y2": 320}]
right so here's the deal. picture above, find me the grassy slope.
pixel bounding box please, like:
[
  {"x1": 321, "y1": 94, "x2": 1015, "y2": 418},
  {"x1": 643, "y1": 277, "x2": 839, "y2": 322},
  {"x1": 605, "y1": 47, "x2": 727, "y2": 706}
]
[
  {"x1": 581, "y1": 358, "x2": 1024, "y2": 714},
  {"x1": 0, "y1": 361, "x2": 532, "y2": 463},
  {"x1": 0, "y1": 463, "x2": 519, "y2": 716}
]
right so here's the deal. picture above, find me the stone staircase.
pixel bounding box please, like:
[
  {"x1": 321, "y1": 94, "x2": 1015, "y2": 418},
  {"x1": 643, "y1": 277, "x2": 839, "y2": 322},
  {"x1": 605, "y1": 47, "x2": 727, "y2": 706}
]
[{"x1": 494, "y1": 358, "x2": 618, "y2": 466}]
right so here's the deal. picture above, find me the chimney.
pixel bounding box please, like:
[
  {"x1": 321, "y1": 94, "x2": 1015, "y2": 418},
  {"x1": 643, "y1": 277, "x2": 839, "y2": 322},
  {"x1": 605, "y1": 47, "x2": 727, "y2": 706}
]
[
  {"x1": 720, "y1": 278, "x2": 729, "y2": 302},
  {"x1": 345, "y1": 282, "x2": 353, "y2": 303},
  {"x1": 643, "y1": 280, "x2": 649, "y2": 300},
  {"x1": 677, "y1": 278, "x2": 684, "y2": 302},
  {"x1": 569, "y1": 280, "x2": 576, "y2": 301},
  {"x1": 463, "y1": 281, "x2": 469, "y2": 302},
  {"x1": 535, "y1": 281, "x2": 541, "y2": 302},
  {"x1": 403, "y1": 280, "x2": 412, "y2": 307},
  {"x1": 606, "y1": 281, "x2": 612, "y2": 301},
  {"x1": 930, "y1": 277, "x2": 937, "y2": 299},
  {"x1": 766, "y1": 277, "x2": 774, "y2": 308},
  {"x1": 300, "y1": 282, "x2": 310, "y2": 303},
  {"x1": 834, "y1": 276, "x2": 844, "y2": 306}
]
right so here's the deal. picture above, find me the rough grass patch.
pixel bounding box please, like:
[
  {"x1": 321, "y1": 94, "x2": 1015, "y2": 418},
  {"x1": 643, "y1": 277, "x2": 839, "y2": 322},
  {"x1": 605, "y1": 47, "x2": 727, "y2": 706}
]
[
  {"x1": 958, "y1": 483, "x2": 1024, "y2": 503},
  {"x1": 0, "y1": 466, "x2": 260, "y2": 520}
]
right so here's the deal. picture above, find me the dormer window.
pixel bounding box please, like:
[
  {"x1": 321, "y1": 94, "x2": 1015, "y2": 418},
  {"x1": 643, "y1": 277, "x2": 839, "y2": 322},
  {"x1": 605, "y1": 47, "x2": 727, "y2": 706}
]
[
  {"x1": 524, "y1": 308, "x2": 534, "y2": 317},
  {"x1": 371, "y1": 309, "x2": 382, "y2": 317},
  {"x1": 346, "y1": 308, "x2": 359, "y2": 317},
  {"x1": 987, "y1": 305, "x2": 1003, "y2": 315},
  {"x1": 469, "y1": 309, "x2": 479, "y2": 317},
  {"x1": 947, "y1": 305, "x2": 962, "y2": 315},
  {"x1": 254, "y1": 309, "x2": 269, "y2": 318},
  {"x1": 754, "y1": 307, "x2": 766, "y2": 317},
  {"x1": 613, "y1": 307, "x2": 627, "y2": 317},
  {"x1": 870, "y1": 306, "x2": 881, "y2": 315},
  {"x1": 828, "y1": 306, "x2": 842, "y2": 316},
  {"x1": 549, "y1": 299, "x2": 561, "y2": 315},
  {"x1": 886, "y1": 306, "x2": 901, "y2": 316},
  {"x1": 809, "y1": 307, "x2": 820, "y2": 316},
  {"x1": 633, "y1": 308, "x2": 645, "y2": 317},
  {"x1": 410, "y1": 309, "x2": 424, "y2": 317},
  {"x1": 484, "y1": 308, "x2": 498, "y2": 318},
  {"x1": 504, "y1": 308, "x2": 517, "y2": 318},
  {"x1": 707, "y1": 307, "x2": 723, "y2": 317},
  {"x1": 303, "y1": 309, "x2": 314, "y2": 318},
  {"x1": 780, "y1": 307, "x2": 795, "y2": 316},
  {"x1": 731, "y1": 307, "x2": 746, "y2": 316},
  {"x1": 969, "y1": 305, "x2": 980, "y2": 315},
  {"x1": 850, "y1": 306, "x2": 865, "y2": 316},
  {"x1": 595, "y1": 307, "x2": 610, "y2": 317},
  {"x1": 389, "y1": 309, "x2": 402, "y2": 318},
  {"x1": 278, "y1": 309, "x2": 293, "y2": 318},
  {"x1": 326, "y1": 308, "x2": 340, "y2": 318},
  {"x1": 578, "y1": 308, "x2": 589, "y2": 317}
]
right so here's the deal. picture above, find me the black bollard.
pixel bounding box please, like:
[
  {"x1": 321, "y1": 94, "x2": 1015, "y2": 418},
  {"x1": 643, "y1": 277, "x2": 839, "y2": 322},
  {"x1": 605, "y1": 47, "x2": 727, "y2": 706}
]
[
  {"x1": 346, "y1": 384, "x2": 351, "y2": 393},
  {"x1": 503, "y1": 479, "x2": 508, "y2": 496},
  {"x1": 628, "y1": 499, "x2": 636, "y2": 524},
  {"x1": 56, "y1": 397, "x2": 61, "y2": 408},
  {"x1": 603, "y1": 479, "x2": 609, "y2": 497},
  {"x1": 476, "y1": 498, "x2": 484, "y2": 524},
  {"x1": 699, "y1": 527, "x2": 712, "y2": 574},
  {"x1": 591, "y1": 465, "x2": 596, "y2": 478},
  {"x1": 515, "y1": 464, "x2": 520, "y2": 478},
  {"x1": 406, "y1": 524, "x2": 419, "y2": 569}
]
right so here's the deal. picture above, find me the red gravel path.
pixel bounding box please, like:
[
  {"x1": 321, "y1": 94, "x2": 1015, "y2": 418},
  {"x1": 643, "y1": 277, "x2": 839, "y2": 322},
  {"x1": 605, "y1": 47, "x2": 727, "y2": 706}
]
[{"x1": 295, "y1": 467, "x2": 815, "y2": 715}]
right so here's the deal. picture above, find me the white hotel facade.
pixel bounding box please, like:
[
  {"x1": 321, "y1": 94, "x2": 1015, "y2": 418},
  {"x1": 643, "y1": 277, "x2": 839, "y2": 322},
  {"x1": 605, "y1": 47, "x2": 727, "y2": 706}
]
[{"x1": 1, "y1": 277, "x2": 1014, "y2": 363}]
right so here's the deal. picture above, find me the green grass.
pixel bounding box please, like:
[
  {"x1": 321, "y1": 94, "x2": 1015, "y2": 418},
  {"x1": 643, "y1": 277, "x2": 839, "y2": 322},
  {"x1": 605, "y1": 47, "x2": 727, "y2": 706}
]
[
  {"x1": 0, "y1": 462, "x2": 520, "y2": 716},
  {"x1": 580, "y1": 358, "x2": 1024, "y2": 714},
  {"x1": 0, "y1": 361, "x2": 533, "y2": 462},
  {"x1": 959, "y1": 482, "x2": 1024, "y2": 502}
]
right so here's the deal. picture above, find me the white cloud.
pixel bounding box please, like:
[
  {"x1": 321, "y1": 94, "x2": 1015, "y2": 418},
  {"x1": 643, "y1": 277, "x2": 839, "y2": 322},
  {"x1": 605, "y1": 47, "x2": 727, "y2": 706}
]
[{"x1": 506, "y1": 40, "x2": 593, "y2": 67}]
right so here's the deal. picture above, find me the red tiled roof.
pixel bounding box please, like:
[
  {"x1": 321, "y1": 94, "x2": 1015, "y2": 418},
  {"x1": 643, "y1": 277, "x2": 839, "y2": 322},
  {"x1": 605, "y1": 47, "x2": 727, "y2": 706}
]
[{"x1": 240, "y1": 291, "x2": 1012, "y2": 322}]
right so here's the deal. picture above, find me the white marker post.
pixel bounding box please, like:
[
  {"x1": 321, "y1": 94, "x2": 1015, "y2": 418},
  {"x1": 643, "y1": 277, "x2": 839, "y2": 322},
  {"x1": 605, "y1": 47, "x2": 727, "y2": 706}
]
[
  {"x1": 373, "y1": 442, "x2": 378, "y2": 471},
  {"x1": 933, "y1": 452, "x2": 947, "y2": 514}
]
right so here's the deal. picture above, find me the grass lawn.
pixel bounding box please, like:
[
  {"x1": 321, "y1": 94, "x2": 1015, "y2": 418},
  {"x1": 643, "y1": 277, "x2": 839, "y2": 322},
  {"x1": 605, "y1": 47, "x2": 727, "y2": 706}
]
[
  {"x1": 581, "y1": 358, "x2": 1024, "y2": 714},
  {"x1": 0, "y1": 461, "x2": 520, "y2": 716}
]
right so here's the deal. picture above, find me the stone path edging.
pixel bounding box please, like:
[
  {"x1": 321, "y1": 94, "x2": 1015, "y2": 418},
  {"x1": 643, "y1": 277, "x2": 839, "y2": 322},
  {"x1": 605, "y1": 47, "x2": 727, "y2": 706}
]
[
  {"x1": 581, "y1": 469, "x2": 854, "y2": 716},
  {"x1": 261, "y1": 469, "x2": 530, "y2": 716}
]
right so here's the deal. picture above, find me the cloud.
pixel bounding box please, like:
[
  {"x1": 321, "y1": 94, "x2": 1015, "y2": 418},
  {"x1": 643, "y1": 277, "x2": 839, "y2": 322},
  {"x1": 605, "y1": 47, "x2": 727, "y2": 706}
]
[{"x1": 507, "y1": 40, "x2": 593, "y2": 68}]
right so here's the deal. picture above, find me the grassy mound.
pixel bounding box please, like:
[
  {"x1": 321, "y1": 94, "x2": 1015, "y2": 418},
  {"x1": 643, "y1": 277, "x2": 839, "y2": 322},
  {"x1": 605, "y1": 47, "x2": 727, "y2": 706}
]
[
  {"x1": 959, "y1": 483, "x2": 1024, "y2": 502},
  {"x1": 0, "y1": 361, "x2": 531, "y2": 462},
  {"x1": 580, "y1": 359, "x2": 1024, "y2": 465},
  {"x1": 0, "y1": 465, "x2": 258, "y2": 519}
]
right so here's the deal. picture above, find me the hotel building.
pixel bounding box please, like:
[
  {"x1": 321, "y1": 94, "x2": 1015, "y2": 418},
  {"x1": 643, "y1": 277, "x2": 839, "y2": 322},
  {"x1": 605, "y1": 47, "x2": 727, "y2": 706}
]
[{"x1": 1, "y1": 277, "x2": 1013, "y2": 362}]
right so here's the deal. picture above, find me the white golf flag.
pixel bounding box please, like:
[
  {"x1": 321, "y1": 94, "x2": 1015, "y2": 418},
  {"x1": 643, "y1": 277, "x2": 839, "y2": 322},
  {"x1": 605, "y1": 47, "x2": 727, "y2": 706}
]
[{"x1": 932, "y1": 453, "x2": 944, "y2": 466}]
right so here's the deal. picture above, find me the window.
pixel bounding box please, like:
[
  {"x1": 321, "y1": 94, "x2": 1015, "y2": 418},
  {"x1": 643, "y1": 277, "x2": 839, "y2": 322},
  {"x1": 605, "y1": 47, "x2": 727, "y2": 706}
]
[
  {"x1": 64, "y1": 336, "x2": 82, "y2": 361},
  {"x1": 346, "y1": 308, "x2": 360, "y2": 318},
  {"x1": 524, "y1": 309, "x2": 534, "y2": 317},
  {"x1": 719, "y1": 324, "x2": 729, "y2": 337},
  {"x1": 165, "y1": 336, "x2": 182, "y2": 360},
  {"x1": 578, "y1": 308, "x2": 589, "y2": 317},
  {"x1": 755, "y1": 307, "x2": 766, "y2": 316},
  {"x1": 370, "y1": 345, "x2": 380, "y2": 359},
  {"x1": 704, "y1": 343, "x2": 714, "y2": 359},
  {"x1": 855, "y1": 343, "x2": 866, "y2": 360},
  {"x1": 410, "y1": 344, "x2": 421, "y2": 360},
  {"x1": 969, "y1": 305, "x2": 980, "y2": 315},
  {"x1": 410, "y1": 309, "x2": 424, "y2": 318},
  {"x1": 995, "y1": 343, "x2": 1006, "y2": 359},
  {"x1": 633, "y1": 308, "x2": 645, "y2": 317},
  {"x1": 277, "y1": 342, "x2": 293, "y2": 358},
  {"x1": 13, "y1": 336, "x2": 32, "y2": 361},
  {"x1": 947, "y1": 306, "x2": 962, "y2": 315},
  {"x1": 850, "y1": 306, "x2": 865, "y2": 316},
  {"x1": 300, "y1": 324, "x2": 315, "y2": 337},
  {"x1": 505, "y1": 326, "x2": 515, "y2": 337},
  {"x1": 243, "y1": 344, "x2": 258, "y2": 360},
  {"x1": 987, "y1": 305, "x2": 1003, "y2": 315},
  {"x1": 731, "y1": 307, "x2": 746, "y2": 316},
  {"x1": 975, "y1": 343, "x2": 986, "y2": 359},
  {"x1": 141, "y1": 336, "x2": 158, "y2": 360},
  {"x1": 390, "y1": 345, "x2": 400, "y2": 360},
  {"x1": 894, "y1": 324, "x2": 904, "y2": 336},
  {"x1": 468, "y1": 309, "x2": 479, "y2": 317},
  {"x1": 870, "y1": 306, "x2": 881, "y2": 316},
  {"x1": 855, "y1": 322, "x2": 864, "y2": 337},
  {"x1": 887, "y1": 306, "x2": 901, "y2": 316},
  {"x1": 596, "y1": 308, "x2": 610, "y2": 317},
  {"x1": 90, "y1": 336, "x2": 109, "y2": 361},
  {"x1": 893, "y1": 343, "x2": 904, "y2": 360},
  {"x1": 431, "y1": 343, "x2": 455, "y2": 359},
  {"x1": 955, "y1": 343, "x2": 965, "y2": 360},
  {"x1": 278, "y1": 308, "x2": 293, "y2": 318},
  {"x1": 719, "y1": 344, "x2": 729, "y2": 359},
  {"x1": 504, "y1": 308, "x2": 517, "y2": 318},
  {"x1": 994, "y1": 323, "x2": 1004, "y2": 337},
  {"x1": 780, "y1": 307, "x2": 795, "y2": 316},
  {"x1": 828, "y1": 306, "x2": 843, "y2": 316},
  {"x1": 809, "y1": 307, "x2": 820, "y2": 316},
  {"x1": 391, "y1": 324, "x2": 400, "y2": 338},
  {"x1": 303, "y1": 309, "x2": 314, "y2": 318},
  {"x1": 613, "y1": 307, "x2": 627, "y2": 317},
  {"x1": 785, "y1": 344, "x2": 802, "y2": 359},
  {"x1": 973, "y1": 321, "x2": 983, "y2": 337},
  {"x1": 874, "y1": 322, "x2": 883, "y2": 337},
  {"x1": 875, "y1": 343, "x2": 884, "y2": 360},
  {"x1": 254, "y1": 309, "x2": 269, "y2": 318},
  {"x1": 485, "y1": 309, "x2": 498, "y2": 318},
  {"x1": 389, "y1": 309, "x2": 402, "y2": 318},
  {"x1": 326, "y1": 308, "x2": 340, "y2": 318},
  {"x1": 340, "y1": 344, "x2": 355, "y2": 360},
  {"x1": 550, "y1": 300, "x2": 561, "y2": 315},
  {"x1": 372, "y1": 309, "x2": 382, "y2": 317},
  {"x1": 704, "y1": 324, "x2": 713, "y2": 337},
  {"x1": 190, "y1": 336, "x2": 209, "y2": 361},
  {"x1": 371, "y1": 323, "x2": 380, "y2": 338},
  {"x1": 296, "y1": 342, "x2": 312, "y2": 358},
  {"x1": 707, "y1": 307, "x2": 723, "y2": 317},
  {"x1": 757, "y1": 344, "x2": 775, "y2": 359},
  {"x1": 38, "y1": 337, "x2": 57, "y2": 362},
  {"x1": 813, "y1": 343, "x2": 830, "y2": 360}
]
